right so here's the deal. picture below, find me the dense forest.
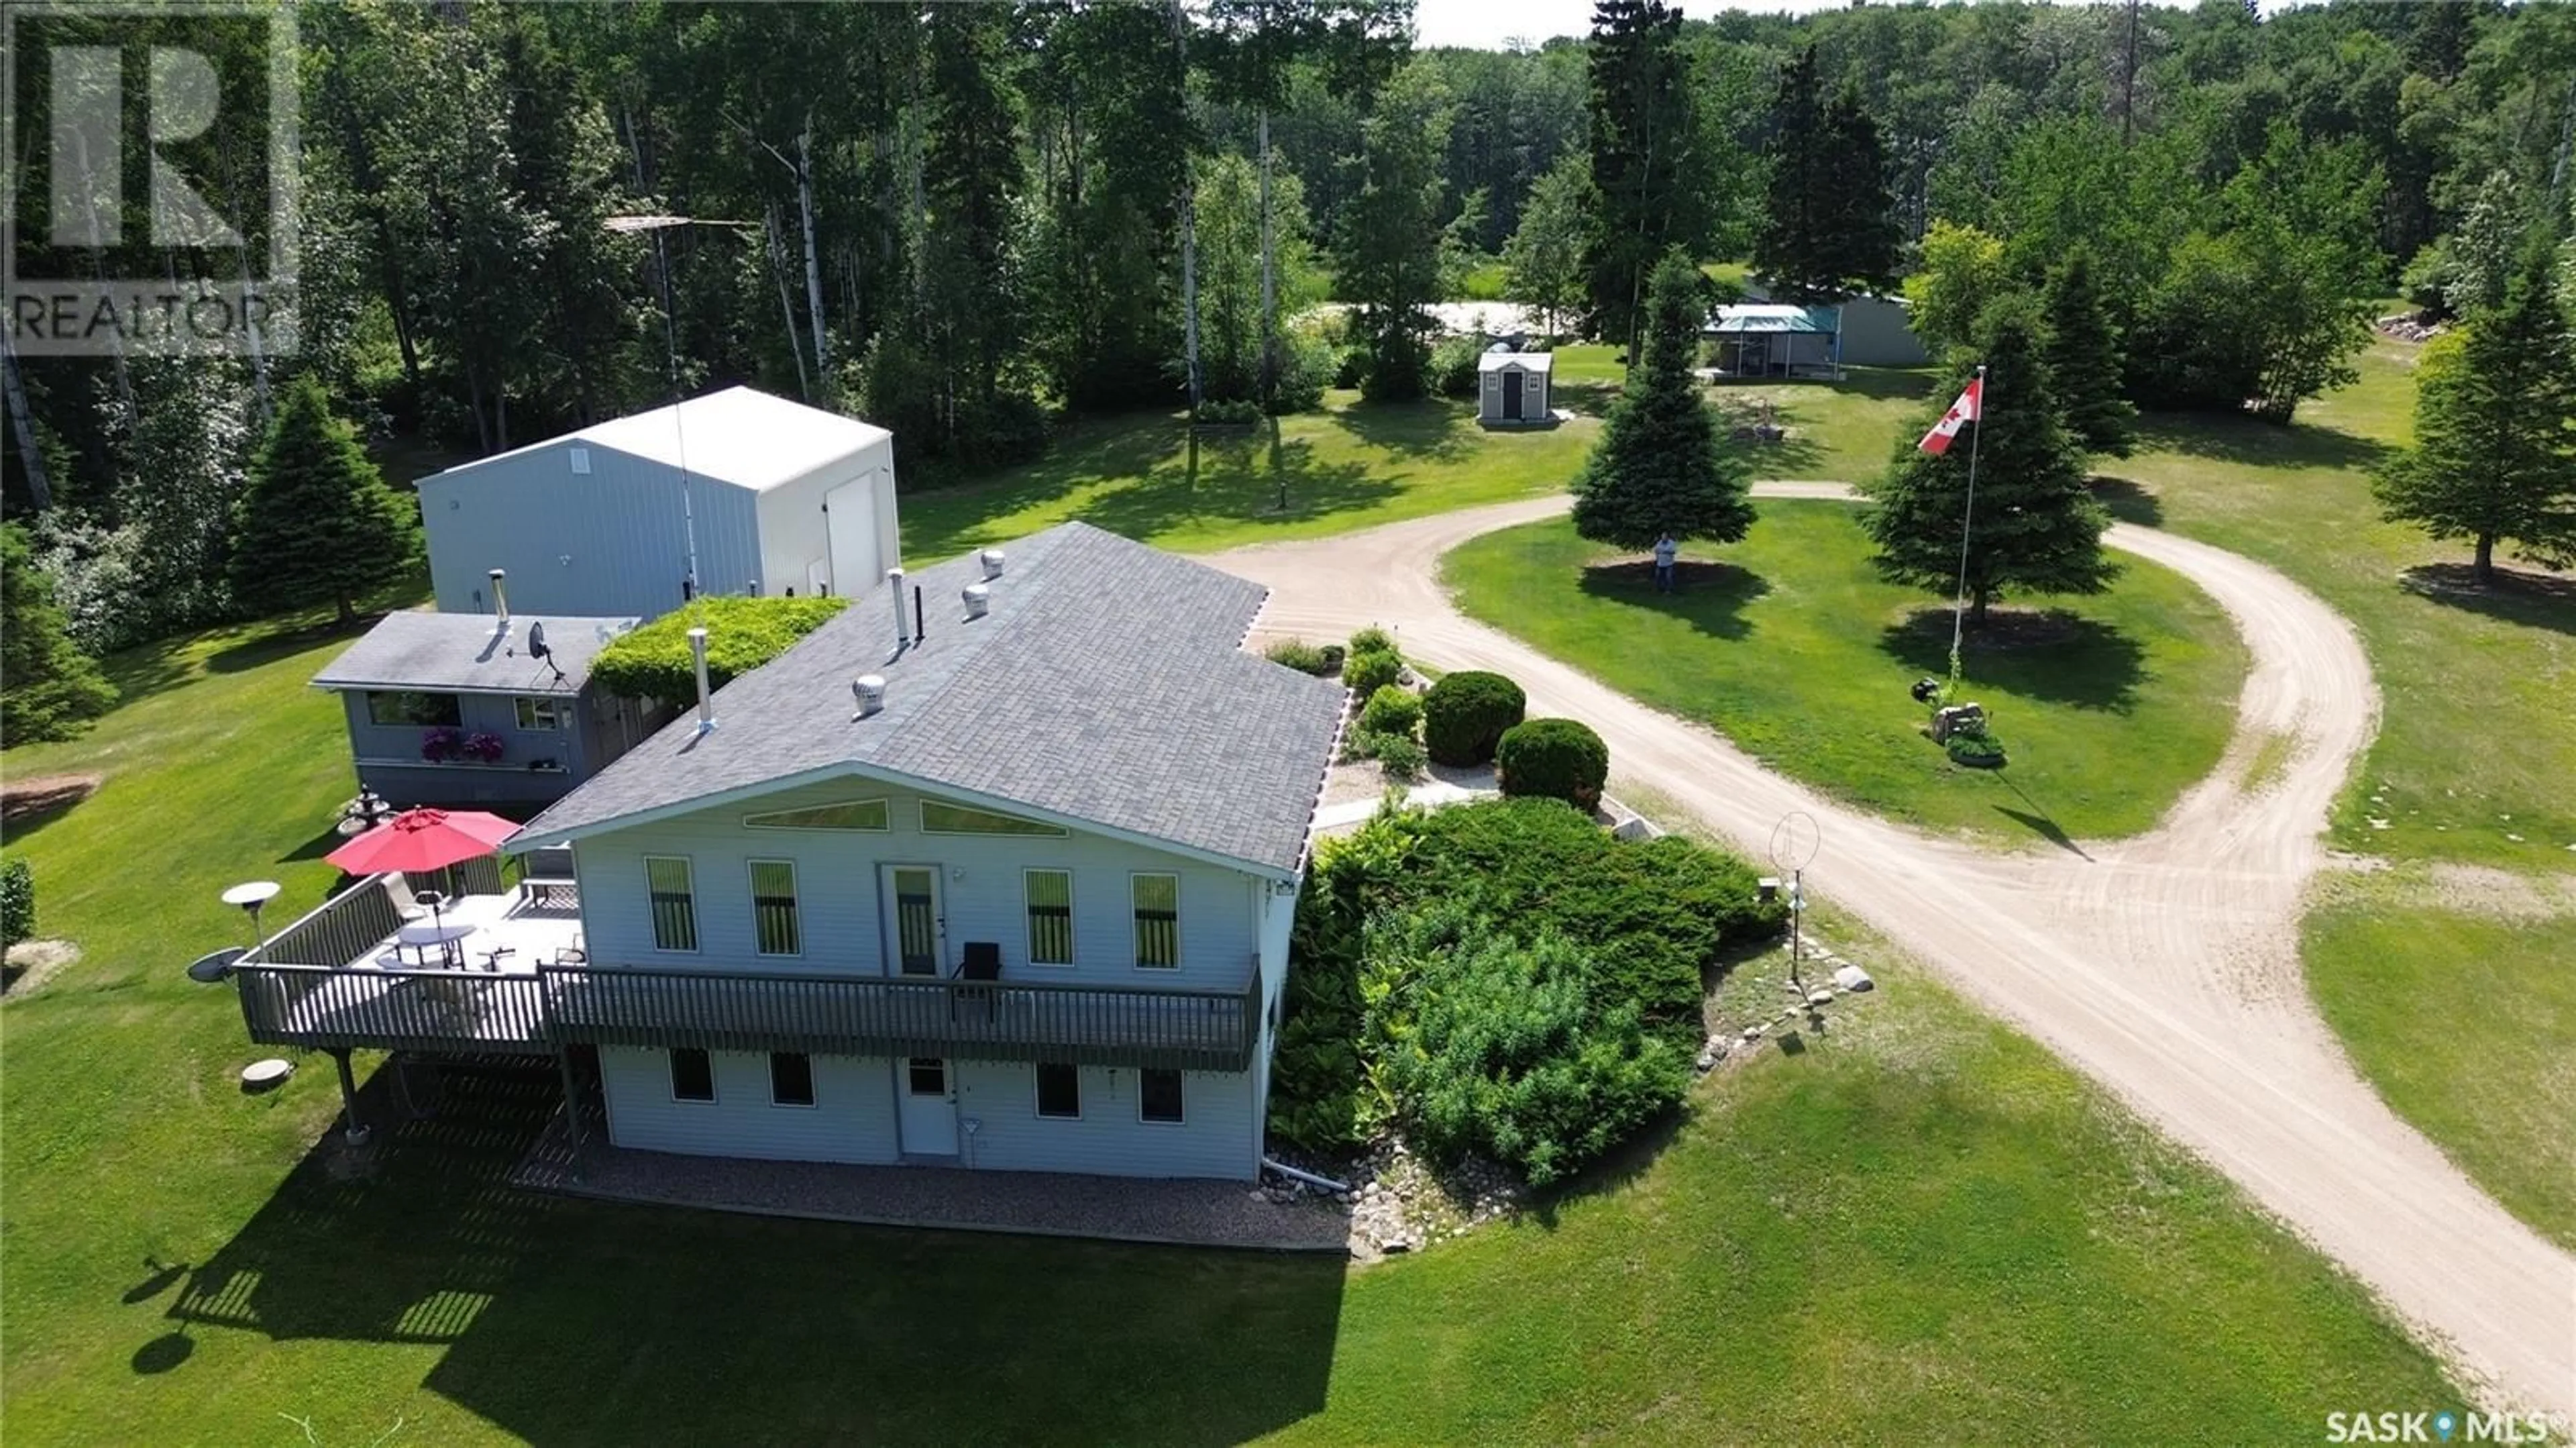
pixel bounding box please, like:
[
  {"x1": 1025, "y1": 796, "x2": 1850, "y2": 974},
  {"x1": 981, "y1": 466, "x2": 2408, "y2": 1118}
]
[{"x1": 4, "y1": 0, "x2": 2573, "y2": 662}]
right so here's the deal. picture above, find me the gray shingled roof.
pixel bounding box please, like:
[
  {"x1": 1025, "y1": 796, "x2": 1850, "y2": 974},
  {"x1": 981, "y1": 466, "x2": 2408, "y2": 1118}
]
[
  {"x1": 312, "y1": 612, "x2": 638, "y2": 694},
  {"x1": 513, "y1": 523, "x2": 1346, "y2": 877}
]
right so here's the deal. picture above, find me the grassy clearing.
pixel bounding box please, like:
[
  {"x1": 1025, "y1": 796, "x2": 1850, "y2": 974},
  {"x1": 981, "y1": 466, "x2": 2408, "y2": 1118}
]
[
  {"x1": 2113, "y1": 342, "x2": 2576, "y2": 868},
  {"x1": 2304, "y1": 868, "x2": 2576, "y2": 1251},
  {"x1": 1711, "y1": 366, "x2": 1938, "y2": 482},
  {"x1": 1444, "y1": 501, "x2": 2248, "y2": 845},
  {"x1": 898, "y1": 393, "x2": 1595, "y2": 562},
  {"x1": 1, "y1": 609, "x2": 2456, "y2": 1442}
]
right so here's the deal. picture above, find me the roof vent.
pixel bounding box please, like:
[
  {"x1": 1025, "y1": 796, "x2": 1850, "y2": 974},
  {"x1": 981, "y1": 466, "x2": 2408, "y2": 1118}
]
[
  {"x1": 962, "y1": 583, "x2": 989, "y2": 620},
  {"x1": 569, "y1": 446, "x2": 591, "y2": 475},
  {"x1": 887, "y1": 566, "x2": 910, "y2": 648},
  {"x1": 488, "y1": 568, "x2": 510, "y2": 625},
  {"x1": 853, "y1": 674, "x2": 887, "y2": 718},
  {"x1": 688, "y1": 627, "x2": 715, "y2": 733},
  {"x1": 979, "y1": 548, "x2": 1006, "y2": 580}
]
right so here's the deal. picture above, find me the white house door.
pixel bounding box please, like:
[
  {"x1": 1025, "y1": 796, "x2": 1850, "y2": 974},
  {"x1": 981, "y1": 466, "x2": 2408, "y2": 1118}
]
[
  {"x1": 883, "y1": 865, "x2": 947, "y2": 977},
  {"x1": 896, "y1": 1057, "x2": 959, "y2": 1156},
  {"x1": 824, "y1": 472, "x2": 883, "y2": 597}
]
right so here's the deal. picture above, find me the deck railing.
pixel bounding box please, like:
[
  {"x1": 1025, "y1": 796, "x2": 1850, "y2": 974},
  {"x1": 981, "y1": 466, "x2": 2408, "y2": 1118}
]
[
  {"x1": 236, "y1": 962, "x2": 552, "y2": 1055},
  {"x1": 234, "y1": 957, "x2": 1263, "y2": 1072},
  {"x1": 541, "y1": 964, "x2": 1261, "y2": 1072}
]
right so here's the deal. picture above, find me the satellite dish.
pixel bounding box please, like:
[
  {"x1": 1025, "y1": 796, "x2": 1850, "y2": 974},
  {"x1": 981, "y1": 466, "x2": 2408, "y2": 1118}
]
[{"x1": 527, "y1": 620, "x2": 551, "y2": 658}]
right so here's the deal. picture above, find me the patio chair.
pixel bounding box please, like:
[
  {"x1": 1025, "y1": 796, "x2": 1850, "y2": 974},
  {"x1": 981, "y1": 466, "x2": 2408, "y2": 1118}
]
[{"x1": 952, "y1": 942, "x2": 1002, "y2": 1024}]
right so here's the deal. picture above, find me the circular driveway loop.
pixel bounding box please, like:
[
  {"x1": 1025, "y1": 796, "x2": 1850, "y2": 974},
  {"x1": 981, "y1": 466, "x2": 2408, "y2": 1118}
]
[{"x1": 1214, "y1": 484, "x2": 2576, "y2": 1416}]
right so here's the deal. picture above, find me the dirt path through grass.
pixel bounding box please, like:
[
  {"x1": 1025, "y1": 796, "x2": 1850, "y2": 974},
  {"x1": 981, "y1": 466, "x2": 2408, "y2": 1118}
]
[{"x1": 1214, "y1": 485, "x2": 2576, "y2": 1418}]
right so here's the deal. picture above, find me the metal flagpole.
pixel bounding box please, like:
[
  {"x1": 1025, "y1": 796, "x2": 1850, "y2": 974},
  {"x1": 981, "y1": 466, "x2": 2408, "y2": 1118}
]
[{"x1": 1947, "y1": 363, "x2": 1990, "y2": 688}]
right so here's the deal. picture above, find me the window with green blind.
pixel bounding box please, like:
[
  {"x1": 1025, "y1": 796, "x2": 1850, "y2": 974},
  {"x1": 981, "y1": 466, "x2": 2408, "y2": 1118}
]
[
  {"x1": 645, "y1": 856, "x2": 698, "y2": 952},
  {"x1": 750, "y1": 860, "x2": 800, "y2": 955},
  {"x1": 1132, "y1": 874, "x2": 1179, "y2": 969},
  {"x1": 1024, "y1": 870, "x2": 1073, "y2": 966}
]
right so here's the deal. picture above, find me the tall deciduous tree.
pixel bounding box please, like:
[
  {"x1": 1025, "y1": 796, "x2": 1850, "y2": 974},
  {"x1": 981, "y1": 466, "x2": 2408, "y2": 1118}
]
[
  {"x1": 1903, "y1": 219, "x2": 2015, "y2": 363},
  {"x1": 1502, "y1": 150, "x2": 1594, "y2": 338},
  {"x1": 2374, "y1": 248, "x2": 2576, "y2": 584},
  {"x1": 1195, "y1": 152, "x2": 1326, "y2": 404},
  {"x1": 1572, "y1": 252, "x2": 1754, "y2": 550},
  {"x1": 0, "y1": 524, "x2": 116, "y2": 745},
  {"x1": 1338, "y1": 62, "x2": 1452, "y2": 403},
  {"x1": 1583, "y1": 0, "x2": 1705, "y2": 345},
  {"x1": 2041, "y1": 250, "x2": 2137, "y2": 458},
  {"x1": 227, "y1": 378, "x2": 421, "y2": 625},
  {"x1": 1864, "y1": 302, "x2": 2114, "y2": 625}
]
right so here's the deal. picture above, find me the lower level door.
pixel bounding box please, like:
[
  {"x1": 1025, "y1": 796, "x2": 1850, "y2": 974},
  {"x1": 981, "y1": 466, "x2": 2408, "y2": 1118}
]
[{"x1": 897, "y1": 1057, "x2": 959, "y2": 1156}]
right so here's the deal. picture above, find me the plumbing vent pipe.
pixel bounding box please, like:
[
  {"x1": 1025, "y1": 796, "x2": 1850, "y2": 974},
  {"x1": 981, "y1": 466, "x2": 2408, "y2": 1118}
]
[
  {"x1": 852, "y1": 674, "x2": 887, "y2": 718},
  {"x1": 979, "y1": 548, "x2": 1006, "y2": 580},
  {"x1": 886, "y1": 567, "x2": 909, "y2": 647},
  {"x1": 688, "y1": 627, "x2": 714, "y2": 733},
  {"x1": 914, "y1": 585, "x2": 926, "y2": 643},
  {"x1": 488, "y1": 568, "x2": 510, "y2": 625},
  {"x1": 962, "y1": 584, "x2": 990, "y2": 620}
]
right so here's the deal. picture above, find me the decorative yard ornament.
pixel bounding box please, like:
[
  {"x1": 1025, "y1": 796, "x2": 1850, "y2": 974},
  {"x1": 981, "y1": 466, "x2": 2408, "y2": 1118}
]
[{"x1": 1768, "y1": 812, "x2": 1821, "y2": 994}]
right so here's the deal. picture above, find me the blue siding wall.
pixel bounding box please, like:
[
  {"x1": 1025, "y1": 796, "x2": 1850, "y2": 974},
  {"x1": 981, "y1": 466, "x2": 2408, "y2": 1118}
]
[
  {"x1": 570, "y1": 777, "x2": 1262, "y2": 989},
  {"x1": 421, "y1": 444, "x2": 765, "y2": 621},
  {"x1": 339, "y1": 689, "x2": 586, "y2": 809},
  {"x1": 956, "y1": 1060, "x2": 1257, "y2": 1179},
  {"x1": 600, "y1": 1045, "x2": 899, "y2": 1163}
]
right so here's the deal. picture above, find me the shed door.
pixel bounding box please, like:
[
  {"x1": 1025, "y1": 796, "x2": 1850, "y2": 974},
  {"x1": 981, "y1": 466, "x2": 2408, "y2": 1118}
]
[
  {"x1": 1503, "y1": 368, "x2": 1524, "y2": 421},
  {"x1": 825, "y1": 473, "x2": 881, "y2": 597}
]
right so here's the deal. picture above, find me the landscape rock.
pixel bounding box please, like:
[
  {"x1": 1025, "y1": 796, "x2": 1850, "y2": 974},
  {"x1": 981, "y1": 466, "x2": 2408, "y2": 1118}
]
[
  {"x1": 1833, "y1": 964, "x2": 1874, "y2": 992},
  {"x1": 1809, "y1": 989, "x2": 1837, "y2": 1009}
]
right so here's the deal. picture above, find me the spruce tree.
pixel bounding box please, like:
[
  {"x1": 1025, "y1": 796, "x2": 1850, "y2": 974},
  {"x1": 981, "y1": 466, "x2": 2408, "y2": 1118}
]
[
  {"x1": 1572, "y1": 252, "x2": 1755, "y2": 552},
  {"x1": 0, "y1": 524, "x2": 117, "y2": 744},
  {"x1": 2374, "y1": 247, "x2": 2576, "y2": 584},
  {"x1": 1582, "y1": 0, "x2": 1703, "y2": 346},
  {"x1": 2041, "y1": 250, "x2": 2137, "y2": 459},
  {"x1": 1821, "y1": 82, "x2": 1899, "y2": 297},
  {"x1": 1751, "y1": 48, "x2": 1833, "y2": 301},
  {"x1": 227, "y1": 377, "x2": 419, "y2": 625},
  {"x1": 1864, "y1": 300, "x2": 2114, "y2": 625}
]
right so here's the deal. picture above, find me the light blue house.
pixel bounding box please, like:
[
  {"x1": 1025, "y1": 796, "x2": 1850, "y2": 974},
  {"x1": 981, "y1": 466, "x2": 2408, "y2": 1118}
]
[
  {"x1": 417, "y1": 386, "x2": 902, "y2": 623},
  {"x1": 310, "y1": 605, "x2": 654, "y2": 812},
  {"x1": 233, "y1": 523, "x2": 1346, "y2": 1185}
]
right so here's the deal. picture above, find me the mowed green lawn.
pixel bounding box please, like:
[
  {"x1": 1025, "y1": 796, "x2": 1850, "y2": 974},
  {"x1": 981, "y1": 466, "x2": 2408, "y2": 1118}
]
[
  {"x1": 1445, "y1": 501, "x2": 2248, "y2": 845},
  {"x1": 900, "y1": 392, "x2": 1596, "y2": 562},
  {"x1": 2304, "y1": 868, "x2": 2576, "y2": 1251}
]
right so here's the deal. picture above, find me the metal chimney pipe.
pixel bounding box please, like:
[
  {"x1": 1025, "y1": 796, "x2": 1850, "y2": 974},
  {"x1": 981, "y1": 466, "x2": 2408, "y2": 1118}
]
[
  {"x1": 488, "y1": 568, "x2": 510, "y2": 625},
  {"x1": 887, "y1": 567, "x2": 910, "y2": 647},
  {"x1": 688, "y1": 627, "x2": 715, "y2": 733}
]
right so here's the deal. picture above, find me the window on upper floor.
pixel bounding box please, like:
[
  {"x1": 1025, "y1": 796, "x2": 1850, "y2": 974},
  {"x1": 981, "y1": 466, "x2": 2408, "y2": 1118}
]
[
  {"x1": 920, "y1": 800, "x2": 1067, "y2": 837},
  {"x1": 750, "y1": 860, "x2": 800, "y2": 956},
  {"x1": 769, "y1": 1051, "x2": 814, "y2": 1107},
  {"x1": 1025, "y1": 869, "x2": 1074, "y2": 966},
  {"x1": 669, "y1": 1047, "x2": 714, "y2": 1102},
  {"x1": 744, "y1": 799, "x2": 890, "y2": 831},
  {"x1": 1036, "y1": 1062, "x2": 1080, "y2": 1119},
  {"x1": 1140, "y1": 1068, "x2": 1185, "y2": 1124},
  {"x1": 365, "y1": 690, "x2": 461, "y2": 728},
  {"x1": 1132, "y1": 874, "x2": 1179, "y2": 969},
  {"x1": 645, "y1": 856, "x2": 698, "y2": 952},
  {"x1": 514, "y1": 695, "x2": 568, "y2": 731}
]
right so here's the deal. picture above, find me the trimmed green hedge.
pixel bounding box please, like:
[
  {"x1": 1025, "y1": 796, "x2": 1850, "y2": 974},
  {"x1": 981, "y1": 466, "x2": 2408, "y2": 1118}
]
[
  {"x1": 1497, "y1": 717, "x2": 1609, "y2": 811},
  {"x1": 590, "y1": 595, "x2": 849, "y2": 702},
  {"x1": 1344, "y1": 648, "x2": 1403, "y2": 698},
  {"x1": 0, "y1": 858, "x2": 32, "y2": 951},
  {"x1": 1358, "y1": 684, "x2": 1423, "y2": 737},
  {"x1": 1269, "y1": 798, "x2": 1784, "y2": 1168},
  {"x1": 1423, "y1": 670, "x2": 1525, "y2": 766}
]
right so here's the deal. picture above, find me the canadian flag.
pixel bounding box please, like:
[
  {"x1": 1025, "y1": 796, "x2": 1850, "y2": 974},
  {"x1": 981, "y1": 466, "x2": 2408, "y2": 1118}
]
[{"x1": 1917, "y1": 377, "x2": 1984, "y2": 456}]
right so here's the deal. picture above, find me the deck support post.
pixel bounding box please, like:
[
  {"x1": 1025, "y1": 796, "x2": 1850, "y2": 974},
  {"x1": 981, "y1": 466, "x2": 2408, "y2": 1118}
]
[
  {"x1": 555, "y1": 1046, "x2": 586, "y2": 1178},
  {"x1": 329, "y1": 1049, "x2": 370, "y2": 1145}
]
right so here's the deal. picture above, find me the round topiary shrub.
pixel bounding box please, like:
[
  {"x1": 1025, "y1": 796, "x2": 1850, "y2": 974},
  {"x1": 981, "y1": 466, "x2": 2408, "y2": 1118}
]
[
  {"x1": 1358, "y1": 684, "x2": 1423, "y2": 737},
  {"x1": 1421, "y1": 670, "x2": 1526, "y2": 767},
  {"x1": 1497, "y1": 717, "x2": 1609, "y2": 811},
  {"x1": 1344, "y1": 648, "x2": 1403, "y2": 699}
]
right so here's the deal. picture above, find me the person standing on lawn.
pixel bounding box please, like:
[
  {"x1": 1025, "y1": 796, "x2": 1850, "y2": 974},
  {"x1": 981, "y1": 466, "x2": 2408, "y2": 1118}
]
[{"x1": 1653, "y1": 532, "x2": 1678, "y2": 592}]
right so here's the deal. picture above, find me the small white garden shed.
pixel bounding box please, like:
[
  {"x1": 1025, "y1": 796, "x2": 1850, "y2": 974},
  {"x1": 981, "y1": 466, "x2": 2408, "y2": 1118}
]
[{"x1": 1477, "y1": 350, "x2": 1553, "y2": 427}]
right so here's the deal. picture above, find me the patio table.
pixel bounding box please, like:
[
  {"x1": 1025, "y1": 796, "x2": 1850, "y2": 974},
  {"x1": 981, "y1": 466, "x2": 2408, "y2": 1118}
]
[{"x1": 394, "y1": 922, "x2": 477, "y2": 969}]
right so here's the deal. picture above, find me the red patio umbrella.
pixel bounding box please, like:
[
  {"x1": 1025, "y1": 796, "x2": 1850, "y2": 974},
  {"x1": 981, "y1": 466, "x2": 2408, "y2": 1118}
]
[{"x1": 325, "y1": 807, "x2": 521, "y2": 877}]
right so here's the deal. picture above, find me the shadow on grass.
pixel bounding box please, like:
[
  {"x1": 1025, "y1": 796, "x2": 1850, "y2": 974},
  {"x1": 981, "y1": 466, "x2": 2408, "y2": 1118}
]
[
  {"x1": 1331, "y1": 397, "x2": 1479, "y2": 463},
  {"x1": 2089, "y1": 476, "x2": 2165, "y2": 528},
  {"x1": 2398, "y1": 562, "x2": 2576, "y2": 637},
  {"x1": 1877, "y1": 607, "x2": 2147, "y2": 712},
  {"x1": 1578, "y1": 560, "x2": 1771, "y2": 642},
  {"x1": 164, "y1": 1065, "x2": 1346, "y2": 1445},
  {"x1": 1709, "y1": 393, "x2": 1830, "y2": 477},
  {"x1": 2134, "y1": 410, "x2": 2388, "y2": 470}
]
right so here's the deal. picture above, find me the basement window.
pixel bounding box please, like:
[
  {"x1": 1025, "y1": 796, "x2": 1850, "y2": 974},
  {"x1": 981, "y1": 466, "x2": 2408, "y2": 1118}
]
[
  {"x1": 1036, "y1": 1063, "x2": 1080, "y2": 1119},
  {"x1": 669, "y1": 1048, "x2": 714, "y2": 1102}
]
